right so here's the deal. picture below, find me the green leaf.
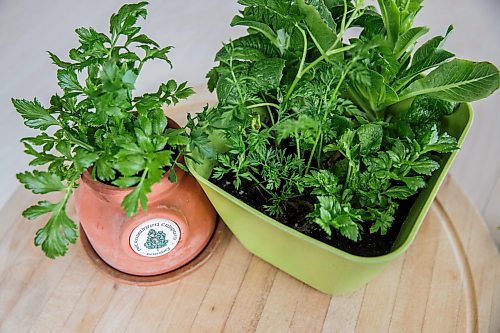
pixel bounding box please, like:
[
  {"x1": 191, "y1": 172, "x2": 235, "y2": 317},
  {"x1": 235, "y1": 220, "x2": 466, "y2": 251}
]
[
  {"x1": 386, "y1": 140, "x2": 407, "y2": 164},
  {"x1": 397, "y1": 0, "x2": 423, "y2": 32},
  {"x1": 172, "y1": 81, "x2": 194, "y2": 100},
  {"x1": 385, "y1": 186, "x2": 414, "y2": 199},
  {"x1": 310, "y1": 196, "x2": 361, "y2": 241},
  {"x1": 120, "y1": 168, "x2": 154, "y2": 216},
  {"x1": 189, "y1": 129, "x2": 216, "y2": 161},
  {"x1": 377, "y1": 0, "x2": 400, "y2": 48},
  {"x1": 207, "y1": 67, "x2": 220, "y2": 92},
  {"x1": 128, "y1": 33, "x2": 159, "y2": 47},
  {"x1": 75, "y1": 27, "x2": 109, "y2": 49},
  {"x1": 22, "y1": 201, "x2": 57, "y2": 220},
  {"x1": 47, "y1": 52, "x2": 71, "y2": 68},
  {"x1": 29, "y1": 154, "x2": 58, "y2": 167},
  {"x1": 337, "y1": 215, "x2": 360, "y2": 242},
  {"x1": 249, "y1": 58, "x2": 286, "y2": 92},
  {"x1": 92, "y1": 158, "x2": 116, "y2": 181},
  {"x1": 237, "y1": 0, "x2": 298, "y2": 33},
  {"x1": 231, "y1": 16, "x2": 279, "y2": 48},
  {"x1": 134, "y1": 128, "x2": 154, "y2": 151},
  {"x1": 101, "y1": 61, "x2": 137, "y2": 91},
  {"x1": 57, "y1": 69, "x2": 82, "y2": 92},
  {"x1": 95, "y1": 158, "x2": 116, "y2": 181},
  {"x1": 150, "y1": 110, "x2": 168, "y2": 135},
  {"x1": 348, "y1": 68, "x2": 389, "y2": 112},
  {"x1": 140, "y1": 45, "x2": 173, "y2": 64},
  {"x1": 74, "y1": 148, "x2": 99, "y2": 172},
  {"x1": 109, "y1": 1, "x2": 148, "y2": 37},
  {"x1": 401, "y1": 176, "x2": 426, "y2": 191},
  {"x1": 421, "y1": 131, "x2": 458, "y2": 154},
  {"x1": 168, "y1": 169, "x2": 178, "y2": 183},
  {"x1": 12, "y1": 98, "x2": 59, "y2": 130},
  {"x1": 410, "y1": 158, "x2": 440, "y2": 176},
  {"x1": 369, "y1": 204, "x2": 395, "y2": 235},
  {"x1": 56, "y1": 140, "x2": 72, "y2": 159},
  {"x1": 34, "y1": 199, "x2": 77, "y2": 258},
  {"x1": 357, "y1": 123, "x2": 383, "y2": 155},
  {"x1": 112, "y1": 177, "x2": 141, "y2": 188},
  {"x1": 405, "y1": 95, "x2": 457, "y2": 125},
  {"x1": 17, "y1": 171, "x2": 66, "y2": 194},
  {"x1": 302, "y1": 170, "x2": 341, "y2": 196},
  {"x1": 399, "y1": 59, "x2": 500, "y2": 102},
  {"x1": 393, "y1": 26, "x2": 428, "y2": 59},
  {"x1": 276, "y1": 115, "x2": 319, "y2": 143},
  {"x1": 22, "y1": 133, "x2": 55, "y2": 147},
  {"x1": 121, "y1": 186, "x2": 142, "y2": 216},
  {"x1": 395, "y1": 26, "x2": 455, "y2": 90},
  {"x1": 215, "y1": 34, "x2": 280, "y2": 63},
  {"x1": 216, "y1": 74, "x2": 240, "y2": 104},
  {"x1": 297, "y1": 0, "x2": 338, "y2": 52},
  {"x1": 154, "y1": 150, "x2": 174, "y2": 167},
  {"x1": 413, "y1": 25, "x2": 453, "y2": 63},
  {"x1": 114, "y1": 155, "x2": 146, "y2": 176}
]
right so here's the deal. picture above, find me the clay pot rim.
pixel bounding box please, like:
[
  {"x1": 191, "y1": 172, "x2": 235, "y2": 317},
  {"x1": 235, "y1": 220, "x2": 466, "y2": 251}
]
[{"x1": 81, "y1": 165, "x2": 185, "y2": 196}]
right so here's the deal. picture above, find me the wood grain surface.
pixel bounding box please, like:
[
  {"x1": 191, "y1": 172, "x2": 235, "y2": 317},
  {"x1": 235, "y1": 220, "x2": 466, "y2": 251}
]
[{"x1": 0, "y1": 173, "x2": 498, "y2": 332}]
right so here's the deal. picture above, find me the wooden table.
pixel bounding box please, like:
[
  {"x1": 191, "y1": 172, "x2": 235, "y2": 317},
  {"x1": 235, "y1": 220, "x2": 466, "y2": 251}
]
[{"x1": 0, "y1": 104, "x2": 498, "y2": 332}]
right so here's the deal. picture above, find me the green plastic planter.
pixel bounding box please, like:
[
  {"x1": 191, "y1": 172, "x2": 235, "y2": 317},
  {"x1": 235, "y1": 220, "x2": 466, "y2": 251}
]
[{"x1": 187, "y1": 103, "x2": 473, "y2": 295}]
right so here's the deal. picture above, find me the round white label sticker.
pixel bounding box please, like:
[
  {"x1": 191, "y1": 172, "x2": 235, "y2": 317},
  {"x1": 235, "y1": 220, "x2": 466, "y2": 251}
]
[{"x1": 129, "y1": 218, "x2": 181, "y2": 257}]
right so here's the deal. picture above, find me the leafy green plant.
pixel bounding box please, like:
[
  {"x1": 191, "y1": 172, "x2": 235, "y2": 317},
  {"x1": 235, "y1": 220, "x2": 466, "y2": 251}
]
[
  {"x1": 189, "y1": 0, "x2": 499, "y2": 244},
  {"x1": 13, "y1": 2, "x2": 194, "y2": 258}
]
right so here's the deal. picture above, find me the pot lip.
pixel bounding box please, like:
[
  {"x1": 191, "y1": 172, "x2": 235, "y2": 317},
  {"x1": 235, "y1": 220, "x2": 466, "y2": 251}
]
[
  {"x1": 188, "y1": 103, "x2": 474, "y2": 264},
  {"x1": 80, "y1": 165, "x2": 184, "y2": 195}
]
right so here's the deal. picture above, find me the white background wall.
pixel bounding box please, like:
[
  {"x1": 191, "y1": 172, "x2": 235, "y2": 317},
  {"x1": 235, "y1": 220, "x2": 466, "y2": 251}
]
[{"x1": 0, "y1": 0, "x2": 498, "y2": 245}]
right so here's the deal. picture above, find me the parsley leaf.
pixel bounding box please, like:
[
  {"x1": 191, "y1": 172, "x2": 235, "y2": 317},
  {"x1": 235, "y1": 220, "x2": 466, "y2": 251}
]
[
  {"x1": 17, "y1": 171, "x2": 66, "y2": 194},
  {"x1": 12, "y1": 98, "x2": 59, "y2": 130},
  {"x1": 33, "y1": 199, "x2": 78, "y2": 259}
]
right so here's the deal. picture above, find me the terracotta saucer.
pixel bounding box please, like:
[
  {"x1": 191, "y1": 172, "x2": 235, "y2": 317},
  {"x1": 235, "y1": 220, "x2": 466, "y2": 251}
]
[{"x1": 79, "y1": 218, "x2": 229, "y2": 286}]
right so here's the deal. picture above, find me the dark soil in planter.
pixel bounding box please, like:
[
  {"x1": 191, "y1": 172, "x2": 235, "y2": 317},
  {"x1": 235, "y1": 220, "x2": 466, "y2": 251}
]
[{"x1": 213, "y1": 176, "x2": 413, "y2": 257}]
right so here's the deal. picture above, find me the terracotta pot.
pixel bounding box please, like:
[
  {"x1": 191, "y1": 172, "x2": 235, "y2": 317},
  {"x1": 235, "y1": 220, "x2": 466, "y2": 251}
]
[{"x1": 74, "y1": 123, "x2": 217, "y2": 276}]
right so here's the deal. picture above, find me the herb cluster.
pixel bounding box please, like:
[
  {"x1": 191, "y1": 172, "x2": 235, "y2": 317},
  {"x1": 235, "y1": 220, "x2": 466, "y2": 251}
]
[
  {"x1": 189, "y1": 0, "x2": 499, "y2": 243},
  {"x1": 14, "y1": 2, "x2": 193, "y2": 258}
]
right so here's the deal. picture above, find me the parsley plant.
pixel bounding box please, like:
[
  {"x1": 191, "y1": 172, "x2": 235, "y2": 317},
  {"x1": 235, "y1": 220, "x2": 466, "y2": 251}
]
[{"x1": 14, "y1": 2, "x2": 194, "y2": 258}]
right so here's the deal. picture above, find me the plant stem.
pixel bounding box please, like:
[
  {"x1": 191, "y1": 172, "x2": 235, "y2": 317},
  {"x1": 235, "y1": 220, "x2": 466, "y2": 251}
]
[
  {"x1": 137, "y1": 60, "x2": 146, "y2": 73},
  {"x1": 248, "y1": 173, "x2": 273, "y2": 196},
  {"x1": 284, "y1": 25, "x2": 308, "y2": 102},
  {"x1": 295, "y1": 131, "x2": 302, "y2": 173},
  {"x1": 229, "y1": 56, "x2": 245, "y2": 105},
  {"x1": 305, "y1": 59, "x2": 355, "y2": 175},
  {"x1": 65, "y1": 131, "x2": 95, "y2": 151},
  {"x1": 317, "y1": 132, "x2": 324, "y2": 167},
  {"x1": 285, "y1": 44, "x2": 357, "y2": 103},
  {"x1": 341, "y1": 0, "x2": 348, "y2": 33},
  {"x1": 305, "y1": 99, "x2": 324, "y2": 173},
  {"x1": 247, "y1": 102, "x2": 280, "y2": 109}
]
